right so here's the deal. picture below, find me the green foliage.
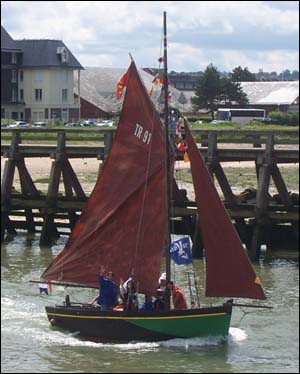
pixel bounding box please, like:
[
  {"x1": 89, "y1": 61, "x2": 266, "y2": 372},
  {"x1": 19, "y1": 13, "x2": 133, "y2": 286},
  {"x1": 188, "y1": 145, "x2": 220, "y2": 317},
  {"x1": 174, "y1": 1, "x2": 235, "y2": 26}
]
[
  {"x1": 230, "y1": 66, "x2": 256, "y2": 81},
  {"x1": 269, "y1": 112, "x2": 299, "y2": 126},
  {"x1": 192, "y1": 63, "x2": 249, "y2": 117},
  {"x1": 186, "y1": 115, "x2": 211, "y2": 123},
  {"x1": 1, "y1": 118, "x2": 13, "y2": 125},
  {"x1": 191, "y1": 63, "x2": 221, "y2": 117}
]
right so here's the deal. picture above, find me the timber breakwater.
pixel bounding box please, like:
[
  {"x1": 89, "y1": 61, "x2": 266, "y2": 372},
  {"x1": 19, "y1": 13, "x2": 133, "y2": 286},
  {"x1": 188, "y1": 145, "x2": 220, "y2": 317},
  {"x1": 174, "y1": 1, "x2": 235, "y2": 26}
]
[{"x1": 1, "y1": 127, "x2": 299, "y2": 260}]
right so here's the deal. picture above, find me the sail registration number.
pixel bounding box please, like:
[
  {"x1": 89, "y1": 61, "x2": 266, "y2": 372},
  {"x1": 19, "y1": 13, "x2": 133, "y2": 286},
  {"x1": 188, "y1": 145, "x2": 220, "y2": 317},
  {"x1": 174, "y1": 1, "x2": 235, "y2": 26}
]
[{"x1": 134, "y1": 124, "x2": 152, "y2": 144}]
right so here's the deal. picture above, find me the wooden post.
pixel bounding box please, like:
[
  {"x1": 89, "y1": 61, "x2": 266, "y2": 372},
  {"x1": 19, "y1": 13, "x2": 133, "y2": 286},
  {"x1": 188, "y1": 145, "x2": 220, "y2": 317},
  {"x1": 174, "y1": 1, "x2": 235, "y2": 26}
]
[
  {"x1": 1, "y1": 131, "x2": 21, "y2": 239},
  {"x1": 271, "y1": 165, "x2": 293, "y2": 208},
  {"x1": 16, "y1": 158, "x2": 41, "y2": 233},
  {"x1": 40, "y1": 131, "x2": 66, "y2": 245},
  {"x1": 249, "y1": 135, "x2": 274, "y2": 260},
  {"x1": 206, "y1": 132, "x2": 217, "y2": 176}
]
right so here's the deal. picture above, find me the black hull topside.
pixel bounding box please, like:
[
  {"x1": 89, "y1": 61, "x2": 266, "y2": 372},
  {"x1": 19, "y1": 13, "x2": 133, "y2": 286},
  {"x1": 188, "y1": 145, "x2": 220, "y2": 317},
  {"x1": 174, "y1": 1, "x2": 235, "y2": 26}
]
[{"x1": 46, "y1": 302, "x2": 233, "y2": 343}]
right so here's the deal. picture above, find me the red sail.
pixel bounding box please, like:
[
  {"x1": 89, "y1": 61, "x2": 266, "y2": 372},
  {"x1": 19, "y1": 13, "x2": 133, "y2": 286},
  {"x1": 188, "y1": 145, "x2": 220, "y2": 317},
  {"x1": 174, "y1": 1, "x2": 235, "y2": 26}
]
[
  {"x1": 42, "y1": 61, "x2": 167, "y2": 295},
  {"x1": 184, "y1": 122, "x2": 266, "y2": 300}
]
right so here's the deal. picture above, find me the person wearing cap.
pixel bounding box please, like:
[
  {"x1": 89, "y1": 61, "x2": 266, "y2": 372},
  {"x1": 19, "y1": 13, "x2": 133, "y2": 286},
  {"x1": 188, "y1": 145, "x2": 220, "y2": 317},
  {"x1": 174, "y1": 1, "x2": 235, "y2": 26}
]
[
  {"x1": 91, "y1": 266, "x2": 118, "y2": 311},
  {"x1": 155, "y1": 272, "x2": 167, "y2": 311}
]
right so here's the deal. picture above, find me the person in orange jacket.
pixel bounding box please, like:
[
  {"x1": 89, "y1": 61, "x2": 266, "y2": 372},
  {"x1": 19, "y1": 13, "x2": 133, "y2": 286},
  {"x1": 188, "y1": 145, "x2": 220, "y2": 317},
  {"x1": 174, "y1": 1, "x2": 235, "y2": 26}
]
[{"x1": 166, "y1": 281, "x2": 188, "y2": 310}]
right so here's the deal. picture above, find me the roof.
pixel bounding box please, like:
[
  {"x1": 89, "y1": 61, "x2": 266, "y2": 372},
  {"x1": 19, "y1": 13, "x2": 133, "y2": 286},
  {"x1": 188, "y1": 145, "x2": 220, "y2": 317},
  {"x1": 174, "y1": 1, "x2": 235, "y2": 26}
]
[
  {"x1": 15, "y1": 39, "x2": 83, "y2": 69},
  {"x1": 74, "y1": 67, "x2": 193, "y2": 113},
  {"x1": 1, "y1": 26, "x2": 22, "y2": 51},
  {"x1": 240, "y1": 81, "x2": 299, "y2": 105}
]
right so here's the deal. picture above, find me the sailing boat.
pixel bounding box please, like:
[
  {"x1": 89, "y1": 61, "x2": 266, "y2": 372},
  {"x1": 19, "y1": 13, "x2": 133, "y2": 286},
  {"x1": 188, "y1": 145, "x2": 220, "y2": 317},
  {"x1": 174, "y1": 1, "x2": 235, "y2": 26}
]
[{"x1": 40, "y1": 12, "x2": 266, "y2": 343}]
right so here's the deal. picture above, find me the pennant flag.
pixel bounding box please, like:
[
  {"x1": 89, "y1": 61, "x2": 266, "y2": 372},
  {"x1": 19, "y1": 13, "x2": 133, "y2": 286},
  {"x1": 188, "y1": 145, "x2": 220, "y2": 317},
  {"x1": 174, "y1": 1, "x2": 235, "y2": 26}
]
[
  {"x1": 175, "y1": 123, "x2": 182, "y2": 139},
  {"x1": 170, "y1": 237, "x2": 192, "y2": 265},
  {"x1": 183, "y1": 151, "x2": 190, "y2": 163},
  {"x1": 177, "y1": 140, "x2": 186, "y2": 152},
  {"x1": 152, "y1": 75, "x2": 164, "y2": 86},
  {"x1": 116, "y1": 67, "x2": 130, "y2": 100},
  {"x1": 148, "y1": 86, "x2": 154, "y2": 97}
]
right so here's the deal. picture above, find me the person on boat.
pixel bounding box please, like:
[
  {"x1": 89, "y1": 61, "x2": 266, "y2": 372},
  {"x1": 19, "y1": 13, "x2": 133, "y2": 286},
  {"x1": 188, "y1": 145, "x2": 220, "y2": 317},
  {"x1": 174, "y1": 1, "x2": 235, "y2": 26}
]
[
  {"x1": 167, "y1": 281, "x2": 188, "y2": 310},
  {"x1": 139, "y1": 294, "x2": 155, "y2": 311},
  {"x1": 92, "y1": 266, "x2": 118, "y2": 310},
  {"x1": 120, "y1": 277, "x2": 138, "y2": 311},
  {"x1": 155, "y1": 272, "x2": 167, "y2": 311}
]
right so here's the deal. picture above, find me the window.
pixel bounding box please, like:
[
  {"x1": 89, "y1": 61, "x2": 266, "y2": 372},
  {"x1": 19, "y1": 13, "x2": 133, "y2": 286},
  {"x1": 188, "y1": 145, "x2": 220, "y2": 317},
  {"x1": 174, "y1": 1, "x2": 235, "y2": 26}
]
[
  {"x1": 11, "y1": 52, "x2": 17, "y2": 64},
  {"x1": 61, "y1": 49, "x2": 69, "y2": 63},
  {"x1": 11, "y1": 70, "x2": 17, "y2": 83},
  {"x1": 62, "y1": 89, "x2": 68, "y2": 102},
  {"x1": 62, "y1": 108, "x2": 68, "y2": 122},
  {"x1": 20, "y1": 70, "x2": 24, "y2": 82},
  {"x1": 20, "y1": 89, "x2": 24, "y2": 101},
  {"x1": 12, "y1": 88, "x2": 17, "y2": 102},
  {"x1": 35, "y1": 89, "x2": 42, "y2": 101}
]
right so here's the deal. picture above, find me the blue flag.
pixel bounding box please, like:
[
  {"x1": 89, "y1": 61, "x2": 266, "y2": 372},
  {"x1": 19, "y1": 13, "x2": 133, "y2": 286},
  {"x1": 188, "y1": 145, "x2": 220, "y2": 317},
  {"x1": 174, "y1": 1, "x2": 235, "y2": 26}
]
[{"x1": 170, "y1": 237, "x2": 192, "y2": 265}]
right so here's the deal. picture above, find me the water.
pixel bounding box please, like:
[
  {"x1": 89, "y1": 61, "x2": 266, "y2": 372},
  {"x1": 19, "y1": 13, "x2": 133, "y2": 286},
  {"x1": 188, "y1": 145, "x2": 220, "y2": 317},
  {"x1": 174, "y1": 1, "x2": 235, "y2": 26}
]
[{"x1": 1, "y1": 234, "x2": 299, "y2": 373}]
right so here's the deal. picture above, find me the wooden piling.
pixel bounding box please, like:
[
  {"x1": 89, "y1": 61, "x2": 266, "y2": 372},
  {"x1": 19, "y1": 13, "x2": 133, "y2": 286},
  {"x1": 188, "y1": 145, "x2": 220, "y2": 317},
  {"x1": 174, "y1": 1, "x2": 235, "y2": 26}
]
[{"x1": 1, "y1": 128, "x2": 298, "y2": 258}]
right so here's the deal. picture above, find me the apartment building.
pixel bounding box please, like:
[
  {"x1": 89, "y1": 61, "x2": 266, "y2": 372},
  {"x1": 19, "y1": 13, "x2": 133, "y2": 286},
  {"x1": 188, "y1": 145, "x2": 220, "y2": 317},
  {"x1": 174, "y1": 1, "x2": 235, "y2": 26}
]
[{"x1": 1, "y1": 26, "x2": 83, "y2": 123}]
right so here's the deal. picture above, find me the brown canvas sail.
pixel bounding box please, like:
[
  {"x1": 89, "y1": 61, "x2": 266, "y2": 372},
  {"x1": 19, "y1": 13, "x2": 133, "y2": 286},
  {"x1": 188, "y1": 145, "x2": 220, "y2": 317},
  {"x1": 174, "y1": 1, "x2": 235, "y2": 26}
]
[
  {"x1": 184, "y1": 121, "x2": 266, "y2": 300},
  {"x1": 42, "y1": 61, "x2": 168, "y2": 295}
]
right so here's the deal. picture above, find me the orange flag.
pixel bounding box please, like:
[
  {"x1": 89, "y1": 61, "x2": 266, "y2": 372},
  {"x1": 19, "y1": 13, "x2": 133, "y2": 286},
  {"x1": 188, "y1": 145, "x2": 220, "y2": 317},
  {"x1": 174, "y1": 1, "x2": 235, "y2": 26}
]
[
  {"x1": 183, "y1": 151, "x2": 190, "y2": 163},
  {"x1": 116, "y1": 67, "x2": 130, "y2": 100}
]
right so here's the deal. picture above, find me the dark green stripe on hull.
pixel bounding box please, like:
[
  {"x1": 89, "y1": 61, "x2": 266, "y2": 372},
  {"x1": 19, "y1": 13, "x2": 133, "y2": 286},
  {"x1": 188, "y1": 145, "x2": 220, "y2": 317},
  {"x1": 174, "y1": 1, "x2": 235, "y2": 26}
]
[{"x1": 127, "y1": 312, "x2": 231, "y2": 338}]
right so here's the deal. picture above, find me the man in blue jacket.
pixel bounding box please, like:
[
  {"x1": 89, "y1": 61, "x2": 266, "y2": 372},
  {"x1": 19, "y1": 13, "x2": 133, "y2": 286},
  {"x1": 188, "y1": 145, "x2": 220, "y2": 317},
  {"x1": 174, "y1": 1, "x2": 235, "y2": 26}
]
[{"x1": 96, "y1": 266, "x2": 118, "y2": 311}]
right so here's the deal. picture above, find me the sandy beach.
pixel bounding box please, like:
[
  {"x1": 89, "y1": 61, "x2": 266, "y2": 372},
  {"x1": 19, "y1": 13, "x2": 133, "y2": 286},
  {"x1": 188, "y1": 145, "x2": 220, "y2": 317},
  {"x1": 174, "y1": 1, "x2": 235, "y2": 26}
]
[{"x1": 1, "y1": 156, "x2": 298, "y2": 200}]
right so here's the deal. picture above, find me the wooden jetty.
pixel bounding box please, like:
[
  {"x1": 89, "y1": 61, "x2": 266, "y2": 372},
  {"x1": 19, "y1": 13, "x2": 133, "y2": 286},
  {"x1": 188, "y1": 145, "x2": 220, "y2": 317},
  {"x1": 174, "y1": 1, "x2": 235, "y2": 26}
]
[{"x1": 1, "y1": 127, "x2": 299, "y2": 260}]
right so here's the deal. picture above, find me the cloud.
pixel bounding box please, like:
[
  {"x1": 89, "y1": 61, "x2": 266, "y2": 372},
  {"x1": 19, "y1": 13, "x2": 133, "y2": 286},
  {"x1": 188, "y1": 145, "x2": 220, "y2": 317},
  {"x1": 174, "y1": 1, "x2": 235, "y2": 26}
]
[{"x1": 1, "y1": 1, "x2": 299, "y2": 72}]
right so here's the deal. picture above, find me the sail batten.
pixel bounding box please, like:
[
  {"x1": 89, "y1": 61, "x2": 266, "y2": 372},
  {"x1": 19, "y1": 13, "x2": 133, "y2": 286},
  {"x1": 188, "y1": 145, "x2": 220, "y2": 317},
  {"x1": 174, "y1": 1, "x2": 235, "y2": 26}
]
[
  {"x1": 42, "y1": 62, "x2": 169, "y2": 295},
  {"x1": 184, "y1": 121, "x2": 266, "y2": 300}
]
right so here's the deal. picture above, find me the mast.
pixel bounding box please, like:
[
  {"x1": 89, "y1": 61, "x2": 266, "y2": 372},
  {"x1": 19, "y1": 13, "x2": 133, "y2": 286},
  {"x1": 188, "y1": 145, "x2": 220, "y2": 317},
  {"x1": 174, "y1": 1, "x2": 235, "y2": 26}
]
[{"x1": 163, "y1": 11, "x2": 171, "y2": 310}]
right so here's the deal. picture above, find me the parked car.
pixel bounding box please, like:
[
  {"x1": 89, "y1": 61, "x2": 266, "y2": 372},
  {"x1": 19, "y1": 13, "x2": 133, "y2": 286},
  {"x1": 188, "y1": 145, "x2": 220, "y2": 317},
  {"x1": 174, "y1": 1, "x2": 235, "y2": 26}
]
[
  {"x1": 8, "y1": 121, "x2": 30, "y2": 128},
  {"x1": 209, "y1": 120, "x2": 229, "y2": 124},
  {"x1": 96, "y1": 120, "x2": 116, "y2": 127},
  {"x1": 80, "y1": 120, "x2": 96, "y2": 126},
  {"x1": 64, "y1": 122, "x2": 79, "y2": 127},
  {"x1": 31, "y1": 121, "x2": 47, "y2": 127}
]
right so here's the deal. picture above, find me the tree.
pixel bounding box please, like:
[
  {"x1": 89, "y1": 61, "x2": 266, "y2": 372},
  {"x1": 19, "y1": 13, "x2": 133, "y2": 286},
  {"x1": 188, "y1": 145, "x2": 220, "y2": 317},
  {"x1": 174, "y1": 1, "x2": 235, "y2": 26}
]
[
  {"x1": 230, "y1": 66, "x2": 256, "y2": 82},
  {"x1": 191, "y1": 63, "x2": 221, "y2": 119},
  {"x1": 220, "y1": 78, "x2": 249, "y2": 106},
  {"x1": 192, "y1": 64, "x2": 249, "y2": 119}
]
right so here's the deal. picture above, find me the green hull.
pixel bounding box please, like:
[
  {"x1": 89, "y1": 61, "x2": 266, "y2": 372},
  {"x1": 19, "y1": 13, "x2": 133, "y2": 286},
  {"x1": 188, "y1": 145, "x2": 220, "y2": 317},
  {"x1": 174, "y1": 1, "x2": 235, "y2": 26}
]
[{"x1": 128, "y1": 311, "x2": 232, "y2": 338}]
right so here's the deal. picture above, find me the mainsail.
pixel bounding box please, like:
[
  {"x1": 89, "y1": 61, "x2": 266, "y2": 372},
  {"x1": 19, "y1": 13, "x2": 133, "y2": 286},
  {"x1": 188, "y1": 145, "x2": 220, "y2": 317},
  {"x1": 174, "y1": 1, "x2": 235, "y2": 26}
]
[
  {"x1": 42, "y1": 61, "x2": 168, "y2": 295},
  {"x1": 184, "y1": 121, "x2": 266, "y2": 300}
]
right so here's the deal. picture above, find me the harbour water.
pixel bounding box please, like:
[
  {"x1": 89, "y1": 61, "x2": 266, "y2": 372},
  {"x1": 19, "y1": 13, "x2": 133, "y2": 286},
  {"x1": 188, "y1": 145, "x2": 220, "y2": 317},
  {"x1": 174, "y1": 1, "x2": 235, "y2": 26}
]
[{"x1": 1, "y1": 234, "x2": 299, "y2": 373}]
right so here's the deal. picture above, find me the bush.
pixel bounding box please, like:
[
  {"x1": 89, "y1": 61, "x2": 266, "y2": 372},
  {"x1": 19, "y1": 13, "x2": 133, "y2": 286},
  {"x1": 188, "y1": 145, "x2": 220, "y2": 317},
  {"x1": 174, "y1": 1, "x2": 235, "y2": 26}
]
[
  {"x1": 186, "y1": 115, "x2": 211, "y2": 123},
  {"x1": 269, "y1": 112, "x2": 299, "y2": 126}
]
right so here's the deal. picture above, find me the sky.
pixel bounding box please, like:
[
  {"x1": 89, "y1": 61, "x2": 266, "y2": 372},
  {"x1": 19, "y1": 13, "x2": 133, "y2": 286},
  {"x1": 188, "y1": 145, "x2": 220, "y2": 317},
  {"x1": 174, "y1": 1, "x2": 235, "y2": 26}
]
[{"x1": 1, "y1": 1, "x2": 299, "y2": 73}]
